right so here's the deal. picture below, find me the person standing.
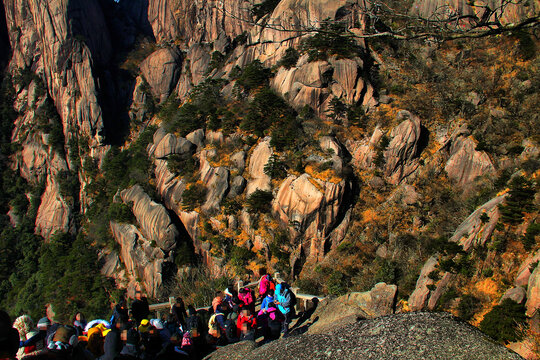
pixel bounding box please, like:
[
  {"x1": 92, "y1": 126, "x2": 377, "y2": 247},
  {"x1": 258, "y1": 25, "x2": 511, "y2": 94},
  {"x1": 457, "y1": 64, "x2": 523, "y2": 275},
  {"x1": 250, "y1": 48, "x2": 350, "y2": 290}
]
[
  {"x1": 130, "y1": 291, "x2": 150, "y2": 326},
  {"x1": 275, "y1": 283, "x2": 296, "y2": 337}
]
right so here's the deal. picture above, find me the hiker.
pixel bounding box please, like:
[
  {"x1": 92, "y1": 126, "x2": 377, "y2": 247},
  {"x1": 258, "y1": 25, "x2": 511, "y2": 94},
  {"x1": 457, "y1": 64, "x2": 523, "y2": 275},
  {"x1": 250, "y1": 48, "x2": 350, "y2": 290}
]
[
  {"x1": 85, "y1": 326, "x2": 104, "y2": 358},
  {"x1": 223, "y1": 287, "x2": 239, "y2": 310},
  {"x1": 131, "y1": 291, "x2": 150, "y2": 326},
  {"x1": 171, "y1": 297, "x2": 187, "y2": 329},
  {"x1": 110, "y1": 298, "x2": 129, "y2": 327},
  {"x1": 275, "y1": 282, "x2": 296, "y2": 337},
  {"x1": 236, "y1": 308, "x2": 257, "y2": 338},
  {"x1": 116, "y1": 328, "x2": 141, "y2": 360},
  {"x1": 0, "y1": 310, "x2": 19, "y2": 360},
  {"x1": 18, "y1": 317, "x2": 50, "y2": 356},
  {"x1": 211, "y1": 291, "x2": 223, "y2": 312},
  {"x1": 72, "y1": 312, "x2": 86, "y2": 335},
  {"x1": 13, "y1": 315, "x2": 33, "y2": 359},
  {"x1": 101, "y1": 319, "x2": 126, "y2": 360},
  {"x1": 207, "y1": 304, "x2": 227, "y2": 346},
  {"x1": 238, "y1": 287, "x2": 255, "y2": 314},
  {"x1": 223, "y1": 305, "x2": 240, "y2": 344},
  {"x1": 258, "y1": 269, "x2": 275, "y2": 299}
]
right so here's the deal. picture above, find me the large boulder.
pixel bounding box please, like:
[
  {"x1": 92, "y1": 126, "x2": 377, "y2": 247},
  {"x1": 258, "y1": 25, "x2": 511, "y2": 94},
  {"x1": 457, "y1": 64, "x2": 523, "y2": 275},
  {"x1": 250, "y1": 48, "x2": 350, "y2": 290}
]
[
  {"x1": 120, "y1": 185, "x2": 178, "y2": 252},
  {"x1": 444, "y1": 136, "x2": 495, "y2": 186},
  {"x1": 151, "y1": 133, "x2": 195, "y2": 159},
  {"x1": 35, "y1": 174, "x2": 71, "y2": 239},
  {"x1": 199, "y1": 150, "x2": 230, "y2": 213},
  {"x1": 110, "y1": 222, "x2": 165, "y2": 298},
  {"x1": 246, "y1": 137, "x2": 273, "y2": 195},
  {"x1": 515, "y1": 250, "x2": 540, "y2": 287},
  {"x1": 501, "y1": 287, "x2": 527, "y2": 305},
  {"x1": 206, "y1": 312, "x2": 523, "y2": 360},
  {"x1": 140, "y1": 47, "x2": 182, "y2": 102},
  {"x1": 450, "y1": 195, "x2": 506, "y2": 251},
  {"x1": 272, "y1": 173, "x2": 347, "y2": 262},
  {"x1": 408, "y1": 256, "x2": 438, "y2": 311},
  {"x1": 384, "y1": 111, "x2": 424, "y2": 185},
  {"x1": 526, "y1": 264, "x2": 540, "y2": 317}
]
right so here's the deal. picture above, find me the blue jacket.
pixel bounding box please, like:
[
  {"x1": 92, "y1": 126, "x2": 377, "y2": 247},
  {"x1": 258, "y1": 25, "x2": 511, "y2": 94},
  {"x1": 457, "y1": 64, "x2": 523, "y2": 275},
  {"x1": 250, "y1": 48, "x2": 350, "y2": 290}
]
[
  {"x1": 261, "y1": 295, "x2": 274, "y2": 311},
  {"x1": 275, "y1": 283, "x2": 292, "y2": 314}
]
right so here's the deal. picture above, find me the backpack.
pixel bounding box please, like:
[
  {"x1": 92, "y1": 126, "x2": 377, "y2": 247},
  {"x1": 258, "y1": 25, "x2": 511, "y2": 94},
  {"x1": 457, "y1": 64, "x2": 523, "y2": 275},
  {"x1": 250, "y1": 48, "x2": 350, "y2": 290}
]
[
  {"x1": 186, "y1": 316, "x2": 201, "y2": 337},
  {"x1": 239, "y1": 288, "x2": 254, "y2": 307},
  {"x1": 208, "y1": 314, "x2": 218, "y2": 331},
  {"x1": 181, "y1": 332, "x2": 192, "y2": 348},
  {"x1": 224, "y1": 319, "x2": 237, "y2": 341}
]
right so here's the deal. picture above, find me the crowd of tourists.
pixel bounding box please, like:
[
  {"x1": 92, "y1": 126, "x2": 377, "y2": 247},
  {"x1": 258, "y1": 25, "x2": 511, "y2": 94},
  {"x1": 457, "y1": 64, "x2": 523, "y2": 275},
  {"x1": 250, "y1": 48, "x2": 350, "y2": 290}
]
[{"x1": 0, "y1": 271, "x2": 298, "y2": 360}]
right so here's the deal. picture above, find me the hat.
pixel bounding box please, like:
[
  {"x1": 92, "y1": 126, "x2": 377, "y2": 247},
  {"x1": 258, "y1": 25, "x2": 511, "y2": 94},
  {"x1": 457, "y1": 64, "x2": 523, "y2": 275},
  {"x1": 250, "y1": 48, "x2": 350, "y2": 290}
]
[
  {"x1": 150, "y1": 319, "x2": 164, "y2": 330},
  {"x1": 138, "y1": 319, "x2": 150, "y2": 333},
  {"x1": 37, "y1": 317, "x2": 51, "y2": 329},
  {"x1": 224, "y1": 287, "x2": 233, "y2": 297}
]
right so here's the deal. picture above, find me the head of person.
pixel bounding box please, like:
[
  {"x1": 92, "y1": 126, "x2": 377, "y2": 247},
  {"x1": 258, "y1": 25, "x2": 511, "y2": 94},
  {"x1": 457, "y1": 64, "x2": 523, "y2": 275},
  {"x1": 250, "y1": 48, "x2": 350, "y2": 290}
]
[
  {"x1": 73, "y1": 312, "x2": 85, "y2": 323},
  {"x1": 135, "y1": 291, "x2": 142, "y2": 300},
  {"x1": 37, "y1": 317, "x2": 51, "y2": 332},
  {"x1": 187, "y1": 305, "x2": 197, "y2": 317},
  {"x1": 175, "y1": 297, "x2": 184, "y2": 306},
  {"x1": 259, "y1": 268, "x2": 267, "y2": 277},
  {"x1": 215, "y1": 291, "x2": 223, "y2": 298},
  {"x1": 0, "y1": 310, "x2": 19, "y2": 359}
]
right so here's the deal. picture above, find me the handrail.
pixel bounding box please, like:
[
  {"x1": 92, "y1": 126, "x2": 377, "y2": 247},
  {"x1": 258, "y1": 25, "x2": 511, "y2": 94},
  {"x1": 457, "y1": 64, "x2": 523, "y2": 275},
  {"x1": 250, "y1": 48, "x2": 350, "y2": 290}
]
[{"x1": 148, "y1": 272, "x2": 325, "y2": 317}]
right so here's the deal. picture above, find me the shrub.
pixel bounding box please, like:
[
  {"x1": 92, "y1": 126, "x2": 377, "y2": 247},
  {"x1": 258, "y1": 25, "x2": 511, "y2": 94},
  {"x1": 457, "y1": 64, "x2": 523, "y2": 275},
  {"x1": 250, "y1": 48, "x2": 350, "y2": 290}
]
[
  {"x1": 236, "y1": 60, "x2": 272, "y2": 92},
  {"x1": 300, "y1": 21, "x2": 362, "y2": 62},
  {"x1": 458, "y1": 294, "x2": 481, "y2": 321},
  {"x1": 327, "y1": 270, "x2": 349, "y2": 296},
  {"x1": 167, "y1": 154, "x2": 198, "y2": 176},
  {"x1": 182, "y1": 183, "x2": 207, "y2": 211},
  {"x1": 522, "y1": 222, "x2": 540, "y2": 250},
  {"x1": 263, "y1": 154, "x2": 288, "y2": 179},
  {"x1": 499, "y1": 176, "x2": 535, "y2": 225},
  {"x1": 246, "y1": 190, "x2": 273, "y2": 213},
  {"x1": 229, "y1": 246, "x2": 254, "y2": 273},
  {"x1": 480, "y1": 299, "x2": 527, "y2": 343},
  {"x1": 374, "y1": 258, "x2": 399, "y2": 284},
  {"x1": 278, "y1": 48, "x2": 300, "y2": 69},
  {"x1": 108, "y1": 202, "x2": 136, "y2": 224}
]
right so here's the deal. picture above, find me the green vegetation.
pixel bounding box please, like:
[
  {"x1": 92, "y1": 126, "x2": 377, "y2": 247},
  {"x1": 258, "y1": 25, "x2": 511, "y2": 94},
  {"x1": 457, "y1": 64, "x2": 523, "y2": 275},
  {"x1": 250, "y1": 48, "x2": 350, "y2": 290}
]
[
  {"x1": 499, "y1": 176, "x2": 536, "y2": 225},
  {"x1": 480, "y1": 299, "x2": 527, "y2": 343},
  {"x1": 264, "y1": 154, "x2": 288, "y2": 180},
  {"x1": 277, "y1": 48, "x2": 300, "y2": 69},
  {"x1": 251, "y1": 0, "x2": 281, "y2": 20},
  {"x1": 246, "y1": 190, "x2": 273, "y2": 213},
  {"x1": 300, "y1": 21, "x2": 362, "y2": 62},
  {"x1": 457, "y1": 294, "x2": 481, "y2": 321},
  {"x1": 167, "y1": 153, "x2": 198, "y2": 177},
  {"x1": 522, "y1": 222, "x2": 540, "y2": 250},
  {"x1": 235, "y1": 60, "x2": 272, "y2": 92},
  {"x1": 182, "y1": 183, "x2": 207, "y2": 211}
]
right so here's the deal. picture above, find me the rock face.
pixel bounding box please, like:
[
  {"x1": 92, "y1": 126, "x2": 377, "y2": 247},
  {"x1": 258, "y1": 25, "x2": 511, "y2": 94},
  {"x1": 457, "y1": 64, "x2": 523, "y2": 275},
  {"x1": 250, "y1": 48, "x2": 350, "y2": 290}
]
[
  {"x1": 110, "y1": 222, "x2": 165, "y2": 298},
  {"x1": 120, "y1": 185, "x2": 178, "y2": 252},
  {"x1": 140, "y1": 47, "x2": 182, "y2": 102},
  {"x1": 526, "y1": 264, "x2": 540, "y2": 317},
  {"x1": 5, "y1": 0, "x2": 110, "y2": 144},
  {"x1": 272, "y1": 173, "x2": 347, "y2": 263},
  {"x1": 35, "y1": 174, "x2": 71, "y2": 239},
  {"x1": 444, "y1": 136, "x2": 495, "y2": 186},
  {"x1": 246, "y1": 137, "x2": 272, "y2": 195},
  {"x1": 199, "y1": 150, "x2": 230, "y2": 213},
  {"x1": 384, "y1": 111, "x2": 423, "y2": 185},
  {"x1": 515, "y1": 250, "x2": 540, "y2": 287},
  {"x1": 408, "y1": 256, "x2": 438, "y2": 311},
  {"x1": 501, "y1": 287, "x2": 527, "y2": 305},
  {"x1": 450, "y1": 195, "x2": 506, "y2": 251},
  {"x1": 206, "y1": 312, "x2": 523, "y2": 360},
  {"x1": 307, "y1": 283, "x2": 397, "y2": 335},
  {"x1": 411, "y1": 0, "x2": 538, "y2": 26}
]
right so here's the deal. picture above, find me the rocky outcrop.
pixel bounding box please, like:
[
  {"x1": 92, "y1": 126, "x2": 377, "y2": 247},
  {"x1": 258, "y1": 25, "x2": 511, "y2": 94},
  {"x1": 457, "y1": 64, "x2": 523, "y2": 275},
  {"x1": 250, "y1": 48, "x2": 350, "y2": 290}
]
[
  {"x1": 120, "y1": 185, "x2": 178, "y2": 252},
  {"x1": 273, "y1": 173, "x2": 347, "y2": 263},
  {"x1": 207, "y1": 312, "x2": 523, "y2": 360},
  {"x1": 307, "y1": 283, "x2": 397, "y2": 335},
  {"x1": 199, "y1": 150, "x2": 230, "y2": 213},
  {"x1": 151, "y1": 133, "x2": 195, "y2": 159},
  {"x1": 411, "y1": 0, "x2": 538, "y2": 26},
  {"x1": 515, "y1": 250, "x2": 540, "y2": 287},
  {"x1": 408, "y1": 256, "x2": 438, "y2": 311},
  {"x1": 35, "y1": 174, "x2": 71, "y2": 239},
  {"x1": 140, "y1": 47, "x2": 182, "y2": 103},
  {"x1": 5, "y1": 0, "x2": 110, "y2": 144},
  {"x1": 271, "y1": 55, "x2": 376, "y2": 117},
  {"x1": 384, "y1": 111, "x2": 423, "y2": 185},
  {"x1": 526, "y1": 264, "x2": 540, "y2": 317},
  {"x1": 444, "y1": 136, "x2": 495, "y2": 186},
  {"x1": 449, "y1": 195, "x2": 506, "y2": 251},
  {"x1": 110, "y1": 221, "x2": 165, "y2": 298},
  {"x1": 501, "y1": 287, "x2": 527, "y2": 305},
  {"x1": 347, "y1": 126, "x2": 383, "y2": 170},
  {"x1": 148, "y1": 0, "x2": 250, "y2": 44},
  {"x1": 246, "y1": 137, "x2": 272, "y2": 195}
]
